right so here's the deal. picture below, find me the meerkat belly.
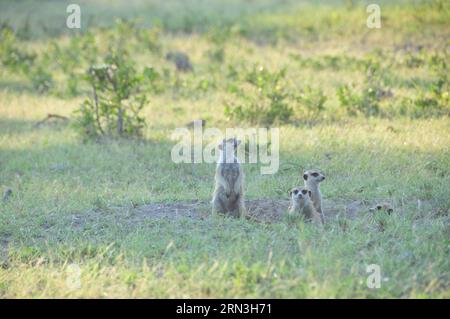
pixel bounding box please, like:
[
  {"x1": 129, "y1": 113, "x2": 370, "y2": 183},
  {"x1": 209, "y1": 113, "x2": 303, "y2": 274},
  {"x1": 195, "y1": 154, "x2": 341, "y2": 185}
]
[
  {"x1": 225, "y1": 193, "x2": 240, "y2": 210},
  {"x1": 310, "y1": 191, "x2": 321, "y2": 209},
  {"x1": 221, "y1": 164, "x2": 240, "y2": 189}
]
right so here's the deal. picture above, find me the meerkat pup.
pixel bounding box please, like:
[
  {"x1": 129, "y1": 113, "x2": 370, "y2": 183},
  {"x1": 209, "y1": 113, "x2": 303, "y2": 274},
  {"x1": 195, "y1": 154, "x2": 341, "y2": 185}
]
[
  {"x1": 211, "y1": 138, "x2": 245, "y2": 218},
  {"x1": 288, "y1": 187, "x2": 322, "y2": 225},
  {"x1": 303, "y1": 169, "x2": 325, "y2": 224}
]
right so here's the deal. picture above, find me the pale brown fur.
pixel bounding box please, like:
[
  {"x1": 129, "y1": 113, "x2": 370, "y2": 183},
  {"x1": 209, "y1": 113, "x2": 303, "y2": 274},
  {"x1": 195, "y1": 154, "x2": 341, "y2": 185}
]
[
  {"x1": 303, "y1": 169, "x2": 325, "y2": 223},
  {"x1": 211, "y1": 138, "x2": 245, "y2": 218},
  {"x1": 288, "y1": 186, "x2": 322, "y2": 225}
]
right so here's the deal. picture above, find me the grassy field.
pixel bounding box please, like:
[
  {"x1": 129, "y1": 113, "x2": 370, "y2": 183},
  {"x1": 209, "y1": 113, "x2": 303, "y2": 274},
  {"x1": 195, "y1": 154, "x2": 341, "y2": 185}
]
[{"x1": 0, "y1": 0, "x2": 449, "y2": 298}]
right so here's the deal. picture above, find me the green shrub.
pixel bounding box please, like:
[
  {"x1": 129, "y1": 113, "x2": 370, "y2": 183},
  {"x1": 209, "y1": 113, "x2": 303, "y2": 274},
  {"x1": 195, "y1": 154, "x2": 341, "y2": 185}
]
[
  {"x1": 205, "y1": 27, "x2": 228, "y2": 64},
  {"x1": 296, "y1": 86, "x2": 327, "y2": 115},
  {"x1": 41, "y1": 32, "x2": 98, "y2": 97},
  {"x1": 402, "y1": 51, "x2": 427, "y2": 68},
  {"x1": 106, "y1": 19, "x2": 161, "y2": 55},
  {"x1": 336, "y1": 62, "x2": 390, "y2": 116},
  {"x1": 225, "y1": 65, "x2": 293, "y2": 125},
  {"x1": 138, "y1": 27, "x2": 161, "y2": 54},
  {"x1": 337, "y1": 84, "x2": 380, "y2": 117},
  {"x1": 403, "y1": 69, "x2": 449, "y2": 117},
  {"x1": 0, "y1": 25, "x2": 36, "y2": 73},
  {"x1": 396, "y1": 50, "x2": 449, "y2": 117},
  {"x1": 0, "y1": 25, "x2": 55, "y2": 93},
  {"x1": 74, "y1": 51, "x2": 149, "y2": 138},
  {"x1": 29, "y1": 66, "x2": 53, "y2": 93}
]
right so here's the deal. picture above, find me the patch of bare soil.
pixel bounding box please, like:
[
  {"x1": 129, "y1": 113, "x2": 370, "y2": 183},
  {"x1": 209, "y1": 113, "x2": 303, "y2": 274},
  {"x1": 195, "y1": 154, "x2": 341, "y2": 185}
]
[
  {"x1": 70, "y1": 197, "x2": 390, "y2": 230},
  {"x1": 129, "y1": 198, "x2": 374, "y2": 224},
  {"x1": 134, "y1": 200, "x2": 210, "y2": 220}
]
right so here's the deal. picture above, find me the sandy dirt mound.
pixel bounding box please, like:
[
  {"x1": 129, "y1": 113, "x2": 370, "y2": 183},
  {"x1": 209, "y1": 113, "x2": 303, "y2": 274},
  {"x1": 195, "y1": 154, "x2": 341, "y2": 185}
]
[
  {"x1": 69, "y1": 197, "x2": 392, "y2": 231},
  {"x1": 130, "y1": 198, "x2": 372, "y2": 223}
]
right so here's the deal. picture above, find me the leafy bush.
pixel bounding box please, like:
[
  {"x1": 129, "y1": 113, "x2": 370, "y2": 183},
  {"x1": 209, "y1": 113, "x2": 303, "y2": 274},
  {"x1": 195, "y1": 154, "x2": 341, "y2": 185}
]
[
  {"x1": 402, "y1": 63, "x2": 449, "y2": 117},
  {"x1": 29, "y1": 66, "x2": 53, "y2": 93},
  {"x1": 225, "y1": 65, "x2": 293, "y2": 125},
  {"x1": 205, "y1": 27, "x2": 228, "y2": 64},
  {"x1": 0, "y1": 25, "x2": 35, "y2": 73},
  {"x1": 0, "y1": 24, "x2": 57, "y2": 93},
  {"x1": 402, "y1": 51, "x2": 427, "y2": 68},
  {"x1": 138, "y1": 27, "x2": 161, "y2": 54},
  {"x1": 45, "y1": 33, "x2": 98, "y2": 96},
  {"x1": 74, "y1": 51, "x2": 149, "y2": 138},
  {"x1": 106, "y1": 19, "x2": 161, "y2": 55},
  {"x1": 336, "y1": 84, "x2": 381, "y2": 117},
  {"x1": 296, "y1": 86, "x2": 327, "y2": 115},
  {"x1": 336, "y1": 62, "x2": 390, "y2": 116}
]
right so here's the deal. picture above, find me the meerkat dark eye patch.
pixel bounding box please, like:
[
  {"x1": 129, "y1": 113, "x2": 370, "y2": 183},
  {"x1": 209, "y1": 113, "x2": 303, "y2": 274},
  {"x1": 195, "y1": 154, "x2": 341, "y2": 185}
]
[
  {"x1": 311, "y1": 172, "x2": 319, "y2": 177},
  {"x1": 293, "y1": 189, "x2": 299, "y2": 195},
  {"x1": 301, "y1": 189, "x2": 308, "y2": 195}
]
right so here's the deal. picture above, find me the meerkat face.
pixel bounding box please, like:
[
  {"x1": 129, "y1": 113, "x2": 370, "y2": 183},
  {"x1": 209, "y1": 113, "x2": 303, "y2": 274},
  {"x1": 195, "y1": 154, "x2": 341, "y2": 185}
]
[
  {"x1": 303, "y1": 170, "x2": 325, "y2": 183},
  {"x1": 218, "y1": 138, "x2": 240, "y2": 149},
  {"x1": 289, "y1": 187, "x2": 312, "y2": 204},
  {"x1": 218, "y1": 138, "x2": 241, "y2": 162}
]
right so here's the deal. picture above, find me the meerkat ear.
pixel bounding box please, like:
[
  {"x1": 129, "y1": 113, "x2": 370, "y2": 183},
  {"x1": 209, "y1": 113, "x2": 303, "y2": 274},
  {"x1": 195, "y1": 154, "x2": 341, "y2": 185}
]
[
  {"x1": 303, "y1": 173, "x2": 308, "y2": 180},
  {"x1": 288, "y1": 189, "x2": 292, "y2": 196},
  {"x1": 308, "y1": 190, "x2": 312, "y2": 197}
]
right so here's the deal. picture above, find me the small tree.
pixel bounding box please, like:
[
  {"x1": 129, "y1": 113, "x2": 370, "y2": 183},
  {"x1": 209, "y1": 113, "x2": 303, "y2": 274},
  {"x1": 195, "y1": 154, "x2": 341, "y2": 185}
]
[{"x1": 75, "y1": 51, "x2": 148, "y2": 138}]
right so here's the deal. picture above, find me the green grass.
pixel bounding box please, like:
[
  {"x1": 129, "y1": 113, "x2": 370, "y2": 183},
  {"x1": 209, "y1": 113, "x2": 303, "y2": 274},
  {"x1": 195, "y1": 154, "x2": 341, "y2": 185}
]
[{"x1": 0, "y1": 0, "x2": 449, "y2": 298}]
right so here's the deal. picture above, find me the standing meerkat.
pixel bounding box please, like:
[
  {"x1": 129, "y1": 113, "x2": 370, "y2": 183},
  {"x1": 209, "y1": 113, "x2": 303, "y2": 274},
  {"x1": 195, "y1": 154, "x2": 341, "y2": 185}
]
[
  {"x1": 288, "y1": 186, "x2": 322, "y2": 225},
  {"x1": 303, "y1": 169, "x2": 325, "y2": 224},
  {"x1": 211, "y1": 138, "x2": 245, "y2": 218}
]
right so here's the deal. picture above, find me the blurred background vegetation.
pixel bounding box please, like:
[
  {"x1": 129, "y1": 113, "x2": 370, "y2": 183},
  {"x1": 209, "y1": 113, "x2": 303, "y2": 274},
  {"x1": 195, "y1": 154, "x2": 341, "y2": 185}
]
[{"x1": 1, "y1": 0, "x2": 448, "y2": 133}]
